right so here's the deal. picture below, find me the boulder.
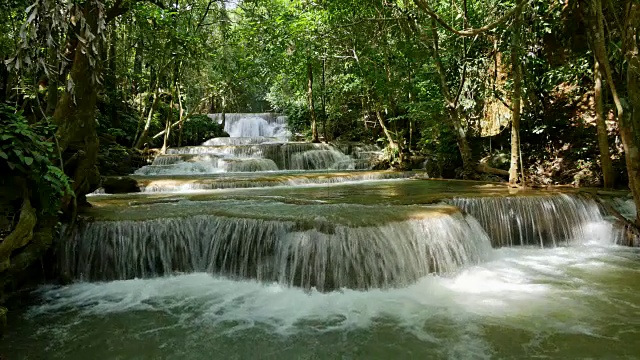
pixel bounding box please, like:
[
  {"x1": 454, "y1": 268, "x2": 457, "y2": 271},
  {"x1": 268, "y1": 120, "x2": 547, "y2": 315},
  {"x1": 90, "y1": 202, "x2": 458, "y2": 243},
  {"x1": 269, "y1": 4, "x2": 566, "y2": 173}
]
[{"x1": 102, "y1": 176, "x2": 140, "y2": 194}]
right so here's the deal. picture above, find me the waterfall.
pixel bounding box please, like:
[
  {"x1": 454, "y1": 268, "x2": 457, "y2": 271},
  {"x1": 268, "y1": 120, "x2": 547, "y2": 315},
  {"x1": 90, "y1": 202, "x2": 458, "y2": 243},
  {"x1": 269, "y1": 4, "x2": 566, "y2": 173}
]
[
  {"x1": 208, "y1": 113, "x2": 291, "y2": 139},
  {"x1": 59, "y1": 209, "x2": 492, "y2": 291},
  {"x1": 224, "y1": 159, "x2": 279, "y2": 172},
  {"x1": 290, "y1": 149, "x2": 355, "y2": 170},
  {"x1": 138, "y1": 141, "x2": 379, "y2": 174},
  {"x1": 128, "y1": 113, "x2": 382, "y2": 175},
  {"x1": 137, "y1": 171, "x2": 415, "y2": 192},
  {"x1": 151, "y1": 155, "x2": 185, "y2": 166},
  {"x1": 448, "y1": 194, "x2": 609, "y2": 247},
  {"x1": 202, "y1": 137, "x2": 281, "y2": 146}
]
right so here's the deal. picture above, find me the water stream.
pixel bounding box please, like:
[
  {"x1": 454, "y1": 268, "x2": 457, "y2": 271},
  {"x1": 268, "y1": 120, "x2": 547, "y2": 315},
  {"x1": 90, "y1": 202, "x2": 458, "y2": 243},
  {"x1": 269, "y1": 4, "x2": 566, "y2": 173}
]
[{"x1": 2, "y1": 114, "x2": 639, "y2": 359}]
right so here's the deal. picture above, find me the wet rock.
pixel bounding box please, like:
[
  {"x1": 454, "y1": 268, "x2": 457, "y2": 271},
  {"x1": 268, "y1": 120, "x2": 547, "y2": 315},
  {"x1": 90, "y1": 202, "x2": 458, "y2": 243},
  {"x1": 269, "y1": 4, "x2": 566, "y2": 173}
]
[{"x1": 102, "y1": 177, "x2": 140, "y2": 194}]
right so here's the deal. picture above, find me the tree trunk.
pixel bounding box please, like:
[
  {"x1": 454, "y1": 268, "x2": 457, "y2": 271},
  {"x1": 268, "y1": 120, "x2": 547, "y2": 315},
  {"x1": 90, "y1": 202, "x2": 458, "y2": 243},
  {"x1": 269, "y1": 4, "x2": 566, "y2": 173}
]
[
  {"x1": 106, "y1": 29, "x2": 119, "y2": 127},
  {"x1": 588, "y1": 0, "x2": 640, "y2": 225},
  {"x1": 307, "y1": 60, "x2": 319, "y2": 143},
  {"x1": 133, "y1": 38, "x2": 144, "y2": 95},
  {"x1": 134, "y1": 87, "x2": 159, "y2": 149},
  {"x1": 509, "y1": 0, "x2": 523, "y2": 187},
  {"x1": 52, "y1": 1, "x2": 101, "y2": 202},
  {"x1": 622, "y1": 1, "x2": 640, "y2": 225},
  {"x1": 221, "y1": 95, "x2": 226, "y2": 131},
  {"x1": 0, "y1": 56, "x2": 7, "y2": 103},
  {"x1": 44, "y1": 47, "x2": 59, "y2": 116},
  {"x1": 429, "y1": 18, "x2": 474, "y2": 177},
  {"x1": 161, "y1": 94, "x2": 173, "y2": 154},
  {"x1": 376, "y1": 109, "x2": 403, "y2": 164},
  {"x1": 321, "y1": 57, "x2": 328, "y2": 141},
  {"x1": 594, "y1": 55, "x2": 615, "y2": 188},
  {"x1": 177, "y1": 84, "x2": 184, "y2": 147},
  {"x1": 106, "y1": 30, "x2": 117, "y2": 96}
]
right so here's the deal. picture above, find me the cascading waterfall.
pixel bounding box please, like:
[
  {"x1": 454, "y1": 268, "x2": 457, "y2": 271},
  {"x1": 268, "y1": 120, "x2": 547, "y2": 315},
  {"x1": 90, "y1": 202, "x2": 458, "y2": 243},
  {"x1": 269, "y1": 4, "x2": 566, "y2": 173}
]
[
  {"x1": 224, "y1": 158, "x2": 279, "y2": 172},
  {"x1": 133, "y1": 113, "x2": 381, "y2": 175},
  {"x1": 290, "y1": 149, "x2": 355, "y2": 170},
  {"x1": 23, "y1": 179, "x2": 637, "y2": 359},
  {"x1": 208, "y1": 113, "x2": 291, "y2": 138},
  {"x1": 203, "y1": 137, "x2": 281, "y2": 146},
  {"x1": 137, "y1": 171, "x2": 414, "y2": 192},
  {"x1": 59, "y1": 208, "x2": 492, "y2": 291},
  {"x1": 448, "y1": 194, "x2": 610, "y2": 247}
]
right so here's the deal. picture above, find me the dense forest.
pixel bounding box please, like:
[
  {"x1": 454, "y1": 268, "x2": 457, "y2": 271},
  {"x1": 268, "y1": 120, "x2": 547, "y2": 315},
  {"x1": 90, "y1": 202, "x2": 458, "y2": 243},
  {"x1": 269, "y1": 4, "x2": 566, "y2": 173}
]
[{"x1": 1, "y1": 0, "x2": 640, "y2": 312}]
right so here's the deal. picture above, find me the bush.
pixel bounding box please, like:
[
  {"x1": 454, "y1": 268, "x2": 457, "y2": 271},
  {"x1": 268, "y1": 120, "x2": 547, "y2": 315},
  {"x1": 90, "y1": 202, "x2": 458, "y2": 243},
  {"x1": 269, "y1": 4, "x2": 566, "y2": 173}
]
[
  {"x1": 0, "y1": 105, "x2": 72, "y2": 215},
  {"x1": 179, "y1": 115, "x2": 228, "y2": 146}
]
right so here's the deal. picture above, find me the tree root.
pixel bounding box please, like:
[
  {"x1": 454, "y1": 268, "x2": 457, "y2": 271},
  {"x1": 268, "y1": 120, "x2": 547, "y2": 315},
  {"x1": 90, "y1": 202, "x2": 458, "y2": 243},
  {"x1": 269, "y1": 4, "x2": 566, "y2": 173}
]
[
  {"x1": 0, "y1": 197, "x2": 37, "y2": 272},
  {"x1": 476, "y1": 162, "x2": 509, "y2": 177}
]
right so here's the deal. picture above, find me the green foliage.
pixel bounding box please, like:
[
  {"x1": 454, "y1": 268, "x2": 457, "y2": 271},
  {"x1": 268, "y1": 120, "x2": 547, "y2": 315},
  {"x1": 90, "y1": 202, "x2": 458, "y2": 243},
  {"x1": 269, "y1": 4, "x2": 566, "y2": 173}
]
[
  {"x1": 179, "y1": 115, "x2": 228, "y2": 146},
  {"x1": 0, "y1": 105, "x2": 72, "y2": 215}
]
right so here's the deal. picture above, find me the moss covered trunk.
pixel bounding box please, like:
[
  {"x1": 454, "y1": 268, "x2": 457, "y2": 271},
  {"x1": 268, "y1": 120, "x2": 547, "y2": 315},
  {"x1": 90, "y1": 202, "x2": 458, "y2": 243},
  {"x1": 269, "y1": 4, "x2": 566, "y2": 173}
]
[
  {"x1": 52, "y1": 1, "x2": 101, "y2": 202},
  {"x1": 623, "y1": 1, "x2": 640, "y2": 225},
  {"x1": 594, "y1": 57, "x2": 614, "y2": 188}
]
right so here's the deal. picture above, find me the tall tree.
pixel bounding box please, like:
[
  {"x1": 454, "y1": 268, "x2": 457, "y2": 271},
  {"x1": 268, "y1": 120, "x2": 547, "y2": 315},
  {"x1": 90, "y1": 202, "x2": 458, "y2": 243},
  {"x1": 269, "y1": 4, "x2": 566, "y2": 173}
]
[
  {"x1": 593, "y1": 56, "x2": 614, "y2": 188},
  {"x1": 622, "y1": 0, "x2": 640, "y2": 225},
  {"x1": 508, "y1": 0, "x2": 524, "y2": 186}
]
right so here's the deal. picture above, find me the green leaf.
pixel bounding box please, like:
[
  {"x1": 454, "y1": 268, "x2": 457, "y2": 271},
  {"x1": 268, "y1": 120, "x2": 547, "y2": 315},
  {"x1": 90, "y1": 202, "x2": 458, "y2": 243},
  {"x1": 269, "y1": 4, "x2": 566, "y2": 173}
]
[{"x1": 23, "y1": 156, "x2": 33, "y2": 165}]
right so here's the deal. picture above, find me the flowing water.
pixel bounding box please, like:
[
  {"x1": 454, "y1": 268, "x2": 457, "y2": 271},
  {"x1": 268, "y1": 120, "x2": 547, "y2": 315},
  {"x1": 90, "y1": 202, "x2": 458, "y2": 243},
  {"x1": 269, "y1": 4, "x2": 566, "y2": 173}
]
[
  {"x1": 2, "y1": 115, "x2": 640, "y2": 359},
  {"x1": 135, "y1": 113, "x2": 376, "y2": 175}
]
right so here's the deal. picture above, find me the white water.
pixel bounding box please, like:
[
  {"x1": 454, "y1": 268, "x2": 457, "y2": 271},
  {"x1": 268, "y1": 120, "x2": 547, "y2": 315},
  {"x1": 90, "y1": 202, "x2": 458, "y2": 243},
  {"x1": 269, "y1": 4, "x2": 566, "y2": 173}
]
[
  {"x1": 12, "y1": 240, "x2": 640, "y2": 359},
  {"x1": 449, "y1": 194, "x2": 608, "y2": 247},
  {"x1": 59, "y1": 208, "x2": 493, "y2": 290},
  {"x1": 134, "y1": 113, "x2": 378, "y2": 175},
  {"x1": 208, "y1": 113, "x2": 291, "y2": 139},
  {"x1": 137, "y1": 171, "x2": 414, "y2": 193}
]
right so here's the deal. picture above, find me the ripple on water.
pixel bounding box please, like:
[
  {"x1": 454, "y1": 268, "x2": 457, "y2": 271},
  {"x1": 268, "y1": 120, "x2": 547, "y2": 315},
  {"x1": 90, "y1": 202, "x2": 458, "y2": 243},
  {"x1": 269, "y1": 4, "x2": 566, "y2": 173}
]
[{"x1": 1, "y1": 244, "x2": 638, "y2": 359}]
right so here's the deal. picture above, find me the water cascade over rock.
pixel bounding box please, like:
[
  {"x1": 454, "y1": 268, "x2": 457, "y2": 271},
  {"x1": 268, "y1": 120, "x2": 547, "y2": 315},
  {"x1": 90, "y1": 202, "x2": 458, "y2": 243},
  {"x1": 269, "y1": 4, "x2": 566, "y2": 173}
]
[
  {"x1": 449, "y1": 194, "x2": 610, "y2": 247},
  {"x1": 59, "y1": 205, "x2": 492, "y2": 291},
  {"x1": 79, "y1": 113, "x2": 626, "y2": 294},
  {"x1": 134, "y1": 113, "x2": 381, "y2": 175},
  {"x1": 136, "y1": 171, "x2": 415, "y2": 193},
  {"x1": 208, "y1": 113, "x2": 291, "y2": 138}
]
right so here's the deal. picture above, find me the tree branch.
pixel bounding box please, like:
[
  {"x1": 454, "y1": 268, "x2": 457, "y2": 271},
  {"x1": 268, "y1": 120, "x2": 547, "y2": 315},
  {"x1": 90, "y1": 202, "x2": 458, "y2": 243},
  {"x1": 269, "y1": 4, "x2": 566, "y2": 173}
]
[
  {"x1": 454, "y1": 0, "x2": 470, "y2": 106},
  {"x1": 196, "y1": 0, "x2": 215, "y2": 30},
  {"x1": 106, "y1": 0, "x2": 167, "y2": 23},
  {"x1": 412, "y1": 0, "x2": 526, "y2": 37}
]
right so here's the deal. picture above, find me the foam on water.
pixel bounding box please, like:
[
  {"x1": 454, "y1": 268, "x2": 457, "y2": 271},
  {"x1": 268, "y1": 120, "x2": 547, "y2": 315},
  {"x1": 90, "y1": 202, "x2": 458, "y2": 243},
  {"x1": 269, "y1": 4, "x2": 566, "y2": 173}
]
[
  {"x1": 16, "y1": 243, "x2": 640, "y2": 359},
  {"x1": 208, "y1": 113, "x2": 291, "y2": 139},
  {"x1": 58, "y1": 209, "x2": 492, "y2": 290},
  {"x1": 135, "y1": 162, "x2": 225, "y2": 176}
]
